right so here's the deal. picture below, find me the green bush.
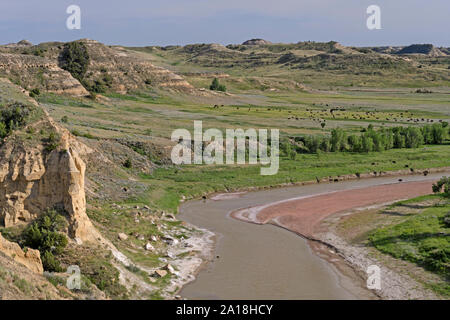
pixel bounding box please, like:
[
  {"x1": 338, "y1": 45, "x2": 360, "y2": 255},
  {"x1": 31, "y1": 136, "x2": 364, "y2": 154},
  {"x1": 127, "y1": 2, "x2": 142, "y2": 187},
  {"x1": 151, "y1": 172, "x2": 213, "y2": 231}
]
[
  {"x1": 123, "y1": 158, "x2": 132, "y2": 168},
  {"x1": 86, "y1": 79, "x2": 106, "y2": 93},
  {"x1": 23, "y1": 209, "x2": 68, "y2": 272},
  {"x1": 29, "y1": 88, "x2": 40, "y2": 98},
  {"x1": 60, "y1": 41, "x2": 90, "y2": 81},
  {"x1": 210, "y1": 78, "x2": 226, "y2": 92},
  {"x1": 0, "y1": 103, "x2": 31, "y2": 139},
  {"x1": 433, "y1": 177, "x2": 450, "y2": 198},
  {"x1": 45, "y1": 132, "x2": 60, "y2": 152},
  {"x1": 444, "y1": 213, "x2": 450, "y2": 228}
]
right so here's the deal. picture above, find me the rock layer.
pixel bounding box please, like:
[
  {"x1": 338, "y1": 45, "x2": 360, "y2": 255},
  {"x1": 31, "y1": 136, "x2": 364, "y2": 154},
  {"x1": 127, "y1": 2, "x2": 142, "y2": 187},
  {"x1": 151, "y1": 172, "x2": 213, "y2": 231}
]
[
  {"x1": 0, "y1": 53, "x2": 88, "y2": 96},
  {"x1": 0, "y1": 111, "x2": 98, "y2": 243},
  {"x1": 0, "y1": 233, "x2": 43, "y2": 273}
]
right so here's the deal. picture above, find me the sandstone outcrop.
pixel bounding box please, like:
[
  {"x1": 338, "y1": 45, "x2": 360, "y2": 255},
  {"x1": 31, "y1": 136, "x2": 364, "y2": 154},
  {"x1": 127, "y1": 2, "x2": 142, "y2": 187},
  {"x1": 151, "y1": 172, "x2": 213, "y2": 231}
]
[
  {"x1": 0, "y1": 102, "x2": 99, "y2": 244},
  {"x1": 76, "y1": 40, "x2": 195, "y2": 93},
  {"x1": 0, "y1": 39, "x2": 197, "y2": 95},
  {"x1": 0, "y1": 53, "x2": 88, "y2": 96},
  {"x1": 0, "y1": 233, "x2": 43, "y2": 273}
]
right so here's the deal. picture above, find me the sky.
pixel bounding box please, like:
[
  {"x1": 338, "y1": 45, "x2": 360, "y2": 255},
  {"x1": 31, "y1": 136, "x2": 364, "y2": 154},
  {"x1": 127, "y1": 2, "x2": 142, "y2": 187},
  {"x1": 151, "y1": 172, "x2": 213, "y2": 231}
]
[{"x1": 0, "y1": 0, "x2": 448, "y2": 47}]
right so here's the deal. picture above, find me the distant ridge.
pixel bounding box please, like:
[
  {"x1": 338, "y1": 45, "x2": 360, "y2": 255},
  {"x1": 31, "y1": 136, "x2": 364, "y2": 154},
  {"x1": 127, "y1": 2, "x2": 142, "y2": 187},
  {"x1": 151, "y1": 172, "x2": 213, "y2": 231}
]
[
  {"x1": 396, "y1": 44, "x2": 445, "y2": 57},
  {"x1": 242, "y1": 39, "x2": 272, "y2": 45}
]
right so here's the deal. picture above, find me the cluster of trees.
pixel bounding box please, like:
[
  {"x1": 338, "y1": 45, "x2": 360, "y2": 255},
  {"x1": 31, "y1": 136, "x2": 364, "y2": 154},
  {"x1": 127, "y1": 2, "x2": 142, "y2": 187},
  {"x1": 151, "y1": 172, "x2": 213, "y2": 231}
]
[
  {"x1": 0, "y1": 103, "x2": 31, "y2": 139},
  {"x1": 283, "y1": 123, "x2": 448, "y2": 155}
]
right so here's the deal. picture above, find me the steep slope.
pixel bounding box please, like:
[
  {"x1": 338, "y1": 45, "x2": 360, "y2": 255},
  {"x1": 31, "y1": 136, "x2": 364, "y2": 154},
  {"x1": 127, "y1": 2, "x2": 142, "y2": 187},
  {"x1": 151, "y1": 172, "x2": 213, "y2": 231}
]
[
  {"x1": 0, "y1": 78, "x2": 98, "y2": 243},
  {"x1": 0, "y1": 53, "x2": 88, "y2": 96},
  {"x1": 0, "y1": 39, "x2": 196, "y2": 95},
  {"x1": 43, "y1": 39, "x2": 195, "y2": 94},
  {"x1": 0, "y1": 233, "x2": 43, "y2": 273}
]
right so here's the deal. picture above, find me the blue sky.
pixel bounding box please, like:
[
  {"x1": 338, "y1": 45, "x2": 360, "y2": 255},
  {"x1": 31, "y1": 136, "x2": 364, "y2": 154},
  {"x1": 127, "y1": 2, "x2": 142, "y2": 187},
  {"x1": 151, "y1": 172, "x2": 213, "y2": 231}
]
[{"x1": 1, "y1": 0, "x2": 448, "y2": 46}]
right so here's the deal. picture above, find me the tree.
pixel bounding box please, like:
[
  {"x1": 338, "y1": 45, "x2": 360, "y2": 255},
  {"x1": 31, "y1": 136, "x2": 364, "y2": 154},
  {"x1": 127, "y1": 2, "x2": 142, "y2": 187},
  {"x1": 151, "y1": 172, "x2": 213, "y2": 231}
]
[
  {"x1": 60, "y1": 41, "x2": 90, "y2": 81},
  {"x1": 210, "y1": 78, "x2": 226, "y2": 92},
  {"x1": 330, "y1": 128, "x2": 347, "y2": 152},
  {"x1": 404, "y1": 127, "x2": 423, "y2": 148},
  {"x1": 347, "y1": 135, "x2": 362, "y2": 152},
  {"x1": 361, "y1": 135, "x2": 374, "y2": 152},
  {"x1": 432, "y1": 176, "x2": 450, "y2": 198},
  {"x1": 0, "y1": 102, "x2": 31, "y2": 139}
]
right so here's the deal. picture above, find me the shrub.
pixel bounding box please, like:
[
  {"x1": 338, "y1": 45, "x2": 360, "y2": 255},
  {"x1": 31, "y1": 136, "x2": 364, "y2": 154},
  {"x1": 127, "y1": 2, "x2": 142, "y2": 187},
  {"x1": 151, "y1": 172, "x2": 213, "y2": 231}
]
[
  {"x1": 23, "y1": 209, "x2": 68, "y2": 272},
  {"x1": 432, "y1": 177, "x2": 450, "y2": 198},
  {"x1": 45, "y1": 132, "x2": 59, "y2": 152},
  {"x1": 210, "y1": 78, "x2": 226, "y2": 92},
  {"x1": 88, "y1": 92, "x2": 97, "y2": 100},
  {"x1": 123, "y1": 158, "x2": 132, "y2": 168},
  {"x1": 29, "y1": 88, "x2": 40, "y2": 98},
  {"x1": 87, "y1": 80, "x2": 106, "y2": 93},
  {"x1": 0, "y1": 103, "x2": 31, "y2": 139},
  {"x1": 60, "y1": 41, "x2": 90, "y2": 81},
  {"x1": 32, "y1": 48, "x2": 45, "y2": 57},
  {"x1": 0, "y1": 122, "x2": 6, "y2": 139},
  {"x1": 102, "y1": 74, "x2": 113, "y2": 88},
  {"x1": 71, "y1": 129, "x2": 81, "y2": 136}
]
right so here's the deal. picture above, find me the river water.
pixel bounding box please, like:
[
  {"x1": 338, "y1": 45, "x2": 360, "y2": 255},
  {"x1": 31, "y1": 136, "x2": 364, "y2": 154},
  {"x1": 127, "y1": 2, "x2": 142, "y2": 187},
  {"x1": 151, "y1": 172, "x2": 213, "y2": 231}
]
[{"x1": 178, "y1": 172, "x2": 448, "y2": 299}]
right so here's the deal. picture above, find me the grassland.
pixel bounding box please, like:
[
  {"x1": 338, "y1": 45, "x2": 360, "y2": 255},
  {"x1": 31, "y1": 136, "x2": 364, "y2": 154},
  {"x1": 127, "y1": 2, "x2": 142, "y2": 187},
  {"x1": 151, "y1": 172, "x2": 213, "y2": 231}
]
[
  {"x1": 369, "y1": 196, "x2": 449, "y2": 296},
  {"x1": 35, "y1": 68, "x2": 450, "y2": 215}
]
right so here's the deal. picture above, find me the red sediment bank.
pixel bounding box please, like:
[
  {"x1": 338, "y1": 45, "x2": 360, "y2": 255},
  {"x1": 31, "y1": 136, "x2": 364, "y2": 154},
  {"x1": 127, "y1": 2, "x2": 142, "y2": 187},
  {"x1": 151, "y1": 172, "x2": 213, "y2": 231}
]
[{"x1": 232, "y1": 180, "x2": 435, "y2": 238}]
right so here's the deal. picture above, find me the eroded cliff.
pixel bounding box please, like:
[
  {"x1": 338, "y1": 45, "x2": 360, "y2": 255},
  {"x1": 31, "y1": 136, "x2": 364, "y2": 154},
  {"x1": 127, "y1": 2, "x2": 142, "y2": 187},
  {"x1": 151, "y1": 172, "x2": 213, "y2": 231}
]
[{"x1": 0, "y1": 79, "x2": 99, "y2": 246}]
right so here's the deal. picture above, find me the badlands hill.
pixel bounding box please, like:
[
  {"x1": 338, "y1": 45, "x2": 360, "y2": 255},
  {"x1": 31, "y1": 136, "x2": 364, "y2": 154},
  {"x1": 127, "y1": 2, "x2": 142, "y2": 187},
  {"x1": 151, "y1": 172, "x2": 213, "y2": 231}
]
[
  {"x1": 242, "y1": 39, "x2": 273, "y2": 45},
  {"x1": 396, "y1": 44, "x2": 446, "y2": 57},
  {"x1": 0, "y1": 39, "x2": 195, "y2": 96},
  {"x1": 134, "y1": 40, "x2": 448, "y2": 90}
]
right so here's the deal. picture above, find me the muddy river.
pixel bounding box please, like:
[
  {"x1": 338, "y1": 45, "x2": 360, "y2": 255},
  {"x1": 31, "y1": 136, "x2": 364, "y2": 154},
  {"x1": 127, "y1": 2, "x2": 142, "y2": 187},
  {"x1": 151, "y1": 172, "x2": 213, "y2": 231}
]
[{"x1": 178, "y1": 172, "x2": 448, "y2": 299}]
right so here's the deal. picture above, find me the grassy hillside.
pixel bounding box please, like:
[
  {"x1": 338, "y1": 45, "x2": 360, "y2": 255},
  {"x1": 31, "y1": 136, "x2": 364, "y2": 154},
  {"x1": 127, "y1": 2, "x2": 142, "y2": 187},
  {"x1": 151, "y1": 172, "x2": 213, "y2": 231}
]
[
  {"x1": 127, "y1": 41, "x2": 450, "y2": 89},
  {"x1": 370, "y1": 195, "x2": 450, "y2": 297}
]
